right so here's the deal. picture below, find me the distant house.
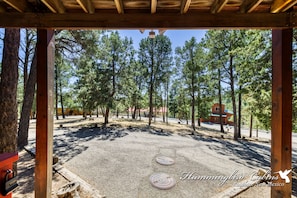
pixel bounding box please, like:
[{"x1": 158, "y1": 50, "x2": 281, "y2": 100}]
[{"x1": 209, "y1": 103, "x2": 233, "y2": 125}]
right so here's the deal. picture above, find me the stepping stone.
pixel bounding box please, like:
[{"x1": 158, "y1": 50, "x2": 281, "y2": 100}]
[
  {"x1": 155, "y1": 156, "x2": 175, "y2": 166},
  {"x1": 149, "y1": 173, "x2": 176, "y2": 190}
]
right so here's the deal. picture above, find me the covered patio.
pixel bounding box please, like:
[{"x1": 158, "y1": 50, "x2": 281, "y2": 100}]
[{"x1": 0, "y1": 0, "x2": 295, "y2": 197}]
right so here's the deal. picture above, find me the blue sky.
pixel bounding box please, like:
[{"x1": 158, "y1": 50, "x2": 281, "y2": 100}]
[{"x1": 118, "y1": 30, "x2": 207, "y2": 50}]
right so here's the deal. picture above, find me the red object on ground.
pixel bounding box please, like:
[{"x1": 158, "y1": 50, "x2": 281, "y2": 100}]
[{"x1": 0, "y1": 153, "x2": 18, "y2": 198}]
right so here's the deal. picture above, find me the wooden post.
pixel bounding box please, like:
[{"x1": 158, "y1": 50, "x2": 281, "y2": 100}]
[
  {"x1": 35, "y1": 29, "x2": 55, "y2": 198},
  {"x1": 271, "y1": 29, "x2": 292, "y2": 198}
]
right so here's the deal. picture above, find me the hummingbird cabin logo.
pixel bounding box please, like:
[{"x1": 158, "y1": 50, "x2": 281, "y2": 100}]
[{"x1": 275, "y1": 169, "x2": 292, "y2": 183}]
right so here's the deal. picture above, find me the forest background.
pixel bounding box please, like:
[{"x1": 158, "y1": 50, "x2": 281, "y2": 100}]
[{"x1": 0, "y1": 28, "x2": 297, "y2": 150}]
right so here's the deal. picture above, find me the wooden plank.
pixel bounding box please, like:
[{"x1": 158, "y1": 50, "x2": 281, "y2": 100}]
[
  {"x1": 0, "y1": 12, "x2": 293, "y2": 28},
  {"x1": 41, "y1": 0, "x2": 65, "y2": 13},
  {"x1": 151, "y1": 0, "x2": 157, "y2": 13},
  {"x1": 35, "y1": 29, "x2": 55, "y2": 198},
  {"x1": 0, "y1": 5, "x2": 5, "y2": 13},
  {"x1": 76, "y1": 0, "x2": 95, "y2": 14},
  {"x1": 271, "y1": 0, "x2": 297, "y2": 13},
  {"x1": 180, "y1": 0, "x2": 191, "y2": 14},
  {"x1": 211, "y1": 0, "x2": 228, "y2": 13},
  {"x1": 3, "y1": 0, "x2": 27, "y2": 12},
  {"x1": 240, "y1": 0, "x2": 264, "y2": 13},
  {"x1": 114, "y1": 0, "x2": 124, "y2": 14},
  {"x1": 271, "y1": 29, "x2": 292, "y2": 198}
]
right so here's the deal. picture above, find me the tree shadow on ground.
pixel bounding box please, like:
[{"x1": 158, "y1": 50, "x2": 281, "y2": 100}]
[
  {"x1": 192, "y1": 135, "x2": 271, "y2": 169},
  {"x1": 126, "y1": 125, "x2": 172, "y2": 136},
  {"x1": 54, "y1": 117, "x2": 86, "y2": 125},
  {"x1": 16, "y1": 152, "x2": 35, "y2": 196},
  {"x1": 50, "y1": 123, "x2": 173, "y2": 164},
  {"x1": 192, "y1": 132, "x2": 297, "y2": 170},
  {"x1": 293, "y1": 177, "x2": 297, "y2": 197},
  {"x1": 65, "y1": 125, "x2": 129, "y2": 141},
  {"x1": 52, "y1": 125, "x2": 129, "y2": 163}
]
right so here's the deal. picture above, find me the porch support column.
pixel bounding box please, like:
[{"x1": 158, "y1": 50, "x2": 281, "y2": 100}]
[
  {"x1": 35, "y1": 29, "x2": 55, "y2": 198},
  {"x1": 271, "y1": 29, "x2": 292, "y2": 198}
]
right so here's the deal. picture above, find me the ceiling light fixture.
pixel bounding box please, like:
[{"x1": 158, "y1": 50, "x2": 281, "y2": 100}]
[{"x1": 149, "y1": 30, "x2": 155, "y2": 38}]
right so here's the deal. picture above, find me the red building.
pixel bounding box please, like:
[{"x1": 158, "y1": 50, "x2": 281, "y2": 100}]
[{"x1": 209, "y1": 103, "x2": 233, "y2": 125}]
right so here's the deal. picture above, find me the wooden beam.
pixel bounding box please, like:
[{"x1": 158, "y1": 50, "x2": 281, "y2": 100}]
[
  {"x1": 271, "y1": 0, "x2": 297, "y2": 13},
  {"x1": 0, "y1": 12, "x2": 294, "y2": 28},
  {"x1": 3, "y1": 0, "x2": 27, "y2": 12},
  {"x1": 240, "y1": 0, "x2": 264, "y2": 13},
  {"x1": 114, "y1": 0, "x2": 124, "y2": 14},
  {"x1": 151, "y1": 0, "x2": 157, "y2": 13},
  {"x1": 76, "y1": 0, "x2": 95, "y2": 14},
  {"x1": 35, "y1": 29, "x2": 55, "y2": 198},
  {"x1": 211, "y1": 0, "x2": 228, "y2": 14},
  {"x1": 180, "y1": 0, "x2": 191, "y2": 14},
  {"x1": 41, "y1": 0, "x2": 65, "y2": 13},
  {"x1": 271, "y1": 29, "x2": 292, "y2": 197},
  {"x1": 0, "y1": 6, "x2": 5, "y2": 13}
]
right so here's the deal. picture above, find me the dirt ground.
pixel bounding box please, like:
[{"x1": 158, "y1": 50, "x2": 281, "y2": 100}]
[
  {"x1": 13, "y1": 149, "x2": 68, "y2": 198},
  {"x1": 14, "y1": 149, "x2": 101, "y2": 198},
  {"x1": 12, "y1": 117, "x2": 297, "y2": 197}
]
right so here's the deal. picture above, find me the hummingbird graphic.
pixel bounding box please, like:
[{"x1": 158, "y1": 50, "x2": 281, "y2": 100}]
[{"x1": 275, "y1": 169, "x2": 292, "y2": 183}]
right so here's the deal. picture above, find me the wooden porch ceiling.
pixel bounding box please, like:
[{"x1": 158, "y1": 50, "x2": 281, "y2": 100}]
[{"x1": 0, "y1": 0, "x2": 297, "y2": 28}]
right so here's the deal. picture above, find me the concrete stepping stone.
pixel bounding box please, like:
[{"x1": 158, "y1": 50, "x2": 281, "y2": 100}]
[
  {"x1": 149, "y1": 173, "x2": 176, "y2": 190},
  {"x1": 155, "y1": 156, "x2": 175, "y2": 166}
]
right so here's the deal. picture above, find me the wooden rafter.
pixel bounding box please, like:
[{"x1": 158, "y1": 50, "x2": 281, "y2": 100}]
[
  {"x1": 76, "y1": 0, "x2": 95, "y2": 14},
  {"x1": 41, "y1": 0, "x2": 65, "y2": 14},
  {"x1": 0, "y1": 12, "x2": 293, "y2": 29},
  {"x1": 151, "y1": 0, "x2": 157, "y2": 13},
  {"x1": 114, "y1": 0, "x2": 124, "y2": 14},
  {"x1": 211, "y1": 0, "x2": 228, "y2": 13},
  {"x1": 3, "y1": 0, "x2": 27, "y2": 12},
  {"x1": 271, "y1": 0, "x2": 297, "y2": 13},
  {"x1": 240, "y1": 0, "x2": 264, "y2": 13},
  {"x1": 180, "y1": 0, "x2": 191, "y2": 14}
]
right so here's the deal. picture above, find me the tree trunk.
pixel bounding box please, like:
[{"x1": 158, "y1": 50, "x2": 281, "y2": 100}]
[
  {"x1": 132, "y1": 106, "x2": 137, "y2": 119},
  {"x1": 197, "y1": 90, "x2": 201, "y2": 127},
  {"x1": 161, "y1": 97, "x2": 165, "y2": 122},
  {"x1": 166, "y1": 79, "x2": 169, "y2": 124},
  {"x1": 218, "y1": 68, "x2": 224, "y2": 133},
  {"x1": 18, "y1": 50, "x2": 37, "y2": 148},
  {"x1": 105, "y1": 107, "x2": 109, "y2": 124},
  {"x1": 23, "y1": 30, "x2": 30, "y2": 92},
  {"x1": 229, "y1": 55, "x2": 238, "y2": 140},
  {"x1": 0, "y1": 28, "x2": 20, "y2": 153},
  {"x1": 59, "y1": 78, "x2": 65, "y2": 118},
  {"x1": 148, "y1": 81, "x2": 153, "y2": 126},
  {"x1": 191, "y1": 70, "x2": 196, "y2": 131},
  {"x1": 249, "y1": 112, "x2": 253, "y2": 138},
  {"x1": 55, "y1": 65, "x2": 59, "y2": 120},
  {"x1": 148, "y1": 40, "x2": 154, "y2": 126},
  {"x1": 238, "y1": 85, "x2": 242, "y2": 138},
  {"x1": 154, "y1": 90, "x2": 157, "y2": 123}
]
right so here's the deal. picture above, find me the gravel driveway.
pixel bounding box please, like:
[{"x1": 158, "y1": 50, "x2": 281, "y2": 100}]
[{"x1": 26, "y1": 117, "x2": 297, "y2": 198}]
